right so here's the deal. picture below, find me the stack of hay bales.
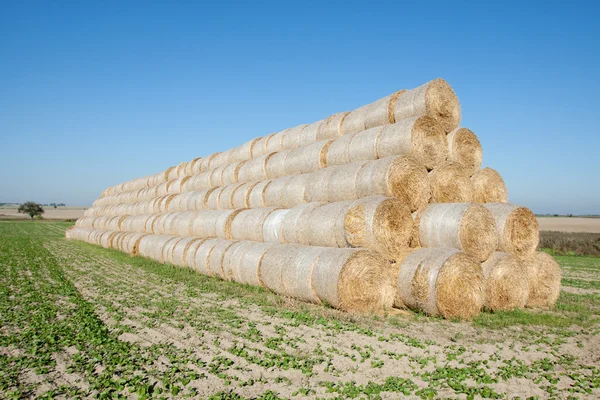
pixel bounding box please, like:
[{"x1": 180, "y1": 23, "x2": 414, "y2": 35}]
[{"x1": 69, "y1": 78, "x2": 560, "y2": 318}]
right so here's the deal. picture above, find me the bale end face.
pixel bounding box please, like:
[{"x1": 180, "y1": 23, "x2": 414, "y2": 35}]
[
  {"x1": 482, "y1": 253, "x2": 528, "y2": 311},
  {"x1": 386, "y1": 157, "x2": 430, "y2": 212},
  {"x1": 448, "y1": 127, "x2": 483, "y2": 175},
  {"x1": 525, "y1": 252, "x2": 561, "y2": 309},
  {"x1": 459, "y1": 204, "x2": 499, "y2": 262},
  {"x1": 472, "y1": 168, "x2": 508, "y2": 203},
  {"x1": 429, "y1": 163, "x2": 473, "y2": 203},
  {"x1": 424, "y1": 78, "x2": 461, "y2": 133}
]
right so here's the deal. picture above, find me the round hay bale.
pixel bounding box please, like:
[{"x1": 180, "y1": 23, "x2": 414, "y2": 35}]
[
  {"x1": 281, "y1": 174, "x2": 311, "y2": 208},
  {"x1": 189, "y1": 210, "x2": 230, "y2": 238},
  {"x1": 265, "y1": 150, "x2": 291, "y2": 179},
  {"x1": 222, "y1": 241, "x2": 255, "y2": 281},
  {"x1": 158, "y1": 195, "x2": 178, "y2": 214},
  {"x1": 208, "y1": 239, "x2": 237, "y2": 279},
  {"x1": 76, "y1": 216, "x2": 94, "y2": 228},
  {"x1": 281, "y1": 246, "x2": 324, "y2": 304},
  {"x1": 248, "y1": 181, "x2": 271, "y2": 208},
  {"x1": 393, "y1": 78, "x2": 461, "y2": 133},
  {"x1": 259, "y1": 244, "x2": 305, "y2": 294},
  {"x1": 298, "y1": 121, "x2": 324, "y2": 147},
  {"x1": 325, "y1": 132, "x2": 357, "y2": 166},
  {"x1": 231, "y1": 182, "x2": 259, "y2": 209},
  {"x1": 265, "y1": 131, "x2": 285, "y2": 153},
  {"x1": 447, "y1": 128, "x2": 482, "y2": 175},
  {"x1": 144, "y1": 214, "x2": 160, "y2": 233},
  {"x1": 165, "y1": 166, "x2": 178, "y2": 181},
  {"x1": 185, "y1": 171, "x2": 213, "y2": 192},
  {"x1": 340, "y1": 90, "x2": 406, "y2": 135},
  {"x1": 281, "y1": 124, "x2": 308, "y2": 150},
  {"x1": 210, "y1": 151, "x2": 232, "y2": 170},
  {"x1": 481, "y1": 252, "x2": 528, "y2": 311},
  {"x1": 166, "y1": 194, "x2": 184, "y2": 212},
  {"x1": 168, "y1": 177, "x2": 189, "y2": 195},
  {"x1": 218, "y1": 183, "x2": 245, "y2": 209},
  {"x1": 121, "y1": 232, "x2": 148, "y2": 254},
  {"x1": 318, "y1": 112, "x2": 348, "y2": 141},
  {"x1": 415, "y1": 203, "x2": 498, "y2": 262},
  {"x1": 356, "y1": 156, "x2": 430, "y2": 212},
  {"x1": 229, "y1": 208, "x2": 278, "y2": 241},
  {"x1": 326, "y1": 161, "x2": 369, "y2": 203},
  {"x1": 298, "y1": 201, "x2": 348, "y2": 247},
  {"x1": 137, "y1": 235, "x2": 174, "y2": 261},
  {"x1": 186, "y1": 157, "x2": 202, "y2": 175},
  {"x1": 281, "y1": 203, "x2": 325, "y2": 244},
  {"x1": 162, "y1": 237, "x2": 186, "y2": 264},
  {"x1": 263, "y1": 209, "x2": 290, "y2": 243},
  {"x1": 170, "y1": 212, "x2": 197, "y2": 236},
  {"x1": 184, "y1": 238, "x2": 207, "y2": 268},
  {"x1": 237, "y1": 242, "x2": 276, "y2": 287},
  {"x1": 252, "y1": 133, "x2": 276, "y2": 158},
  {"x1": 206, "y1": 187, "x2": 226, "y2": 209},
  {"x1": 483, "y1": 203, "x2": 539, "y2": 258},
  {"x1": 312, "y1": 248, "x2": 395, "y2": 314},
  {"x1": 191, "y1": 238, "x2": 220, "y2": 276},
  {"x1": 130, "y1": 233, "x2": 149, "y2": 256},
  {"x1": 215, "y1": 209, "x2": 245, "y2": 239},
  {"x1": 221, "y1": 161, "x2": 247, "y2": 186},
  {"x1": 264, "y1": 177, "x2": 292, "y2": 207},
  {"x1": 175, "y1": 161, "x2": 189, "y2": 178},
  {"x1": 346, "y1": 127, "x2": 382, "y2": 163},
  {"x1": 344, "y1": 196, "x2": 413, "y2": 260},
  {"x1": 376, "y1": 116, "x2": 448, "y2": 170},
  {"x1": 284, "y1": 140, "x2": 332, "y2": 176},
  {"x1": 185, "y1": 188, "x2": 216, "y2": 211},
  {"x1": 209, "y1": 165, "x2": 229, "y2": 187},
  {"x1": 238, "y1": 154, "x2": 273, "y2": 182},
  {"x1": 523, "y1": 252, "x2": 561, "y2": 309},
  {"x1": 156, "y1": 213, "x2": 178, "y2": 235},
  {"x1": 397, "y1": 248, "x2": 484, "y2": 319},
  {"x1": 229, "y1": 138, "x2": 260, "y2": 163},
  {"x1": 429, "y1": 162, "x2": 473, "y2": 203},
  {"x1": 472, "y1": 168, "x2": 508, "y2": 203}
]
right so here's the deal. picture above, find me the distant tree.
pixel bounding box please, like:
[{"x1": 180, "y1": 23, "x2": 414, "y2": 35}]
[
  {"x1": 18, "y1": 202, "x2": 45, "y2": 219},
  {"x1": 50, "y1": 202, "x2": 57, "y2": 209}
]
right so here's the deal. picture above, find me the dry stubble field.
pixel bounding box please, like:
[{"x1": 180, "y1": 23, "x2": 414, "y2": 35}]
[
  {"x1": 0, "y1": 207, "x2": 87, "y2": 220},
  {"x1": 1, "y1": 221, "x2": 599, "y2": 399}
]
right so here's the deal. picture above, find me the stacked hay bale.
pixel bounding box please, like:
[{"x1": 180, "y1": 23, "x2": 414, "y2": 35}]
[{"x1": 71, "y1": 78, "x2": 560, "y2": 318}]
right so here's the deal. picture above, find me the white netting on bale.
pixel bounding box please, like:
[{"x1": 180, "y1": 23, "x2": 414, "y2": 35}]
[
  {"x1": 484, "y1": 203, "x2": 539, "y2": 259},
  {"x1": 229, "y1": 208, "x2": 278, "y2": 241},
  {"x1": 284, "y1": 140, "x2": 332, "y2": 176}
]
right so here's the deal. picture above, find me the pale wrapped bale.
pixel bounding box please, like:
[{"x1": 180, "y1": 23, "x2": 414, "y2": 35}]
[
  {"x1": 248, "y1": 181, "x2": 271, "y2": 208},
  {"x1": 481, "y1": 252, "x2": 528, "y2": 311},
  {"x1": 523, "y1": 252, "x2": 561, "y2": 309},
  {"x1": 356, "y1": 156, "x2": 430, "y2": 212},
  {"x1": 169, "y1": 212, "x2": 197, "y2": 236},
  {"x1": 210, "y1": 150, "x2": 232, "y2": 169},
  {"x1": 184, "y1": 238, "x2": 207, "y2": 268},
  {"x1": 259, "y1": 244, "x2": 305, "y2": 294},
  {"x1": 155, "y1": 213, "x2": 178, "y2": 235},
  {"x1": 317, "y1": 112, "x2": 348, "y2": 141},
  {"x1": 193, "y1": 153, "x2": 218, "y2": 174},
  {"x1": 162, "y1": 237, "x2": 186, "y2": 264},
  {"x1": 447, "y1": 128, "x2": 482, "y2": 175},
  {"x1": 238, "y1": 154, "x2": 272, "y2": 182},
  {"x1": 263, "y1": 177, "x2": 291, "y2": 207},
  {"x1": 208, "y1": 239, "x2": 237, "y2": 279},
  {"x1": 341, "y1": 89, "x2": 406, "y2": 135},
  {"x1": 284, "y1": 140, "x2": 332, "y2": 176},
  {"x1": 393, "y1": 78, "x2": 461, "y2": 133},
  {"x1": 265, "y1": 131, "x2": 285, "y2": 153},
  {"x1": 158, "y1": 195, "x2": 178, "y2": 214},
  {"x1": 221, "y1": 161, "x2": 246, "y2": 186},
  {"x1": 298, "y1": 121, "x2": 323, "y2": 147},
  {"x1": 228, "y1": 138, "x2": 260, "y2": 163},
  {"x1": 156, "y1": 181, "x2": 171, "y2": 197},
  {"x1": 397, "y1": 248, "x2": 484, "y2": 319},
  {"x1": 263, "y1": 209, "x2": 290, "y2": 243},
  {"x1": 346, "y1": 127, "x2": 382, "y2": 163},
  {"x1": 312, "y1": 248, "x2": 394, "y2": 313},
  {"x1": 415, "y1": 203, "x2": 498, "y2": 262},
  {"x1": 166, "y1": 177, "x2": 191, "y2": 195},
  {"x1": 137, "y1": 235, "x2": 174, "y2": 262},
  {"x1": 206, "y1": 187, "x2": 226, "y2": 209},
  {"x1": 252, "y1": 134, "x2": 275, "y2": 158},
  {"x1": 191, "y1": 238, "x2": 220, "y2": 276},
  {"x1": 229, "y1": 208, "x2": 278, "y2": 241},
  {"x1": 122, "y1": 232, "x2": 148, "y2": 254},
  {"x1": 170, "y1": 238, "x2": 203, "y2": 266},
  {"x1": 187, "y1": 188, "x2": 216, "y2": 211},
  {"x1": 185, "y1": 171, "x2": 213, "y2": 192},
  {"x1": 281, "y1": 203, "x2": 325, "y2": 244},
  {"x1": 483, "y1": 203, "x2": 539, "y2": 258},
  {"x1": 185, "y1": 158, "x2": 202, "y2": 176},
  {"x1": 189, "y1": 210, "x2": 231, "y2": 238},
  {"x1": 218, "y1": 183, "x2": 245, "y2": 209},
  {"x1": 297, "y1": 202, "x2": 348, "y2": 247},
  {"x1": 429, "y1": 162, "x2": 473, "y2": 203},
  {"x1": 326, "y1": 161, "x2": 369, "y2": 203},
  {"x1": 281, "y1": 174, "x2": 311, "y2": 208},
  {"x1": 231, "y1": 182, "x2": 259, "y2": 209},
  {"x1": 144, "y1": 214, "x2": 159, "y2": 233},
  {"x1": 237, "y1": 242, "x2": 275, "y2": 287},
  {"x1": 166, "y1": 194, "x2": 185, "y2": 212},
  {"x1": 281, "y1": 246, "x2": 324, "y2": 304},
  {"x1": 472, "y1": 168, "x2": 508, "y2": 203},
  {"x1": 76, "y1": 216, "x2": 94, "y2": 228},
  {"x1": 215, "y1": 209, "x2": 244, "y2": 239},
  {"x1": 265, "y1": 150, "x2": 291, "y2": 179},
  {"x1": 175, "y1": 161, "x2": 189, "y2": 178},
  {"x1": 281, "y1": 125, "x2": 308, "y2": 150},
  {"x1": 325, "y1": 132, "x2": 357, "y2": 166},
  {"x1": 166, "y1": 166, "x2": 178, "y2": 181},
  {"x1": 209, "y1": 165, "x2": 229, "y2": 187},
  {"x1": 222, "y1": 241, "x2": 255, "y2": 281}
]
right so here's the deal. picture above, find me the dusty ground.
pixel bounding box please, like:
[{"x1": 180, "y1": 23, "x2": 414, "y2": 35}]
[
  {"x1": 0, "y1": 206, "x2": 87, "y2": 220},
  {"x1": 537, "y1": 217, "x2": 600, "y2": 233}
]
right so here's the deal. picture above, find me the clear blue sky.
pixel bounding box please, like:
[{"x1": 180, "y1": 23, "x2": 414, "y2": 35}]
[{"x1": 1, "y1": 1, "x2": 598, "y2": 214}]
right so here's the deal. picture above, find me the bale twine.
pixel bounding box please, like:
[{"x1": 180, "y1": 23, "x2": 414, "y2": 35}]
[
  {"x1": 326, "y1": 132, "x2": 357, "y2": 166},
  {"x1": 229, "y1": 208, "x2": 278, "y2": 241},
  {"x1": 483, "y1": 203, "x2": 539, "y2": 258},
  {"x1": 415, "y1": 203, "x2": 498, "y2": 262},
  {"x1": 317, "y1": 112, "x2": 348, "y2": 141},
  {"x1": 252, "y1": 134, "x2": 275, "y2": 158},
  {"x1": 208, "y1": 239, "x2": 237, "y2": 279},
  {"x1": 265, "y1": 131, "x2": 285, "y2": 153},
  {"x1": 429, "y1": 162, "x2": 473, "y2": 203},
  {"x1": 259, "y1": 244, "x2": 305, "y2": 294},
  {"x1": 344, "y1": 196, "x2": 413, "y2": 260},
  {"x1": 222, "y1": 241, "x2": 255, "y2": 281},
  {"x1": 218, "y1": 183, "x2": 245, "y2": 209},
  {"x1": 283, "y1": 140, "x2": 332, "y2": 176},
  {"x1": 393, "y1": 78, "x2": 461, "y2": 133},
  {"x1": 481, "y1": 252, "x2": 528, "y2": 311},
  {"x1": 262, "y1": 209, "x2": 290, "y2": 243},
  {"x1": 238, "y1": 154, "x2": 273, "y2": 182},
  {"x1": 206, "y1": 187, "x2": 226, "y2": 209},
  {"x1": 137, "y1": 235, "x2": 174, "y2": 261},
  {"x1": 263, "y1": 177, "x2": 291, "y2": 207},
  {"x1": 265, "y1": 150, "x2": 291, "y2": 179},
  {"x1": 523, "y1": 252, "x2": 561, "y2": 309},
  {"x1": 231, "y1": 181, "x2": 259, "y2": 209},
  {"x1": 397, "y1": 248, "x2": 484, "y2": 319},
  {"x1": 191, "y1": 238, "x2": 220, "y2": 276},
  {"x1": 281, "y1": 203, "x2": 325, "y2": 244},
  {"x1": 447, "y1": 128, "x2": 482, "y2": 175},
  {"x1": 237, "y1": 242, "x2": 276, "y2": 287},
  {"x1": 281, "y1": 174, "x2": 311, "y2": 208},
  {"x1": 184, "y1": 238, "x2": 207, "y2": 268},
  {"x1": 472, "y1": 168, "x2": 508, "y2": 203},
  {"x1": 312, "y1": 248, "x2": 395, "y2": 314},
  {"x1": 281, "y1": 125, "x2": 308, "y2": 150},
  {"x1": 248, "y1": 181, "x2": 271, "y2": 208},
  {"x1": 356, "y1": 156, "x2": 430, "y2": 211}
]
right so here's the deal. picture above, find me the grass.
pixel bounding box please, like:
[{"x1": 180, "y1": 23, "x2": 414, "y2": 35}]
[{"x1": 1, "y1": 220, "x2": 600, "y2": 399}]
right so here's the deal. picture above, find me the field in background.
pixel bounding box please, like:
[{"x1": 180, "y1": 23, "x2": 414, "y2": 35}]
[
  {"x1": 537, "y1": 217, "x2": 600, "y2": 233},
  {"x1": 0, "y1": 206, "x2": 87, "y2": 220},
  {"x1": 1, "y1": 221, "x2": 599, "y2": 399}
]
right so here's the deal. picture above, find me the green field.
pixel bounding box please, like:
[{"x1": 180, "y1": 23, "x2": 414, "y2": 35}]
[{"x1": 1, "y1": 221, "x2": 599, "y2": 399}]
